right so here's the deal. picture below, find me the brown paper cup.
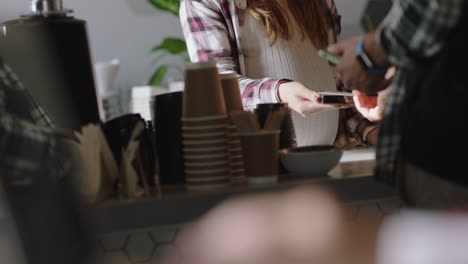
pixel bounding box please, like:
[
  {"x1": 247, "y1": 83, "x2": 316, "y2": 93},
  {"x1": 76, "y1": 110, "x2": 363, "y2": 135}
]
[
  {"x1": 182, "y1": 115, "x2": 228, "y2": 125},
  {"x1": 184, "y1": 146, "x2": 229, "y2": 155},
  {"x1": 183, "y1": 131, "x2": 227, "y2": 139},
  {"x1": 183, "y1": 61, "x2": 227, "y2": 118},
  {"x1": 184, "y1": 152, "x2": 229, "y2": 160},
  {"x1": 239, "y1": 130, "x2": 280, "y2": 183},
  {"x1": 185, "y1": 167, "x2": 231, "y2": 175},
  {"x1": 184, "y1": 159, "x2": 230, "y2": 168},
  {"x1": 182, "y1": 125, "x2": 227, "y2": 132},
  {"x1": 220, "y1": 72, "x2": 243, "y2": 113},
  {"x1": 228, "y1": 125, "x2": 239, "y2": 132},
  {"x1": 183, "y1": 138, "x2": 228, "y2": 146}
]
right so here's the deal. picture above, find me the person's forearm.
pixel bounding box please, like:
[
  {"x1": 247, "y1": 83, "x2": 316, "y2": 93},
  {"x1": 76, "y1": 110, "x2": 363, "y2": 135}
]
[
  {"x1": 377, "y1": 0, "x2": 464, "y2": 68},
  {"x1": 238, "y1": 76, "x2": 285, "y2": 110},
  {"x1": 362, "y1": 30, "x2": 391, "y2": 69}
]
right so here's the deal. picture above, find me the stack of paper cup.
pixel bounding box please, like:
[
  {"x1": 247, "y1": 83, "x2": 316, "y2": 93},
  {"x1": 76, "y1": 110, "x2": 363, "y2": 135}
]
[
  {"x1": 182, "y1": 61, "x2": 231, "y2": 190},
  {"x1": 220, "y1": 72, "x2": 246, "y2": 183}
]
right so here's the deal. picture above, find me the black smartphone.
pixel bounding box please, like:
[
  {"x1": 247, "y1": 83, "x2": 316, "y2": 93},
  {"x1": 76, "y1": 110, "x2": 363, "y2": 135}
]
[{"x1": 319, "y1": 91, "x2": 354, "y2": 104}]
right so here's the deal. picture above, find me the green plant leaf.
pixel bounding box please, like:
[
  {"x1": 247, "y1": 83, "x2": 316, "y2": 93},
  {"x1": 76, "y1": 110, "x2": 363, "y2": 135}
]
[
  {"x1": 151, "y1": 38, "x2": 187, "y2": 55},
  {"x1": 148, "y1": 0, "x2": 180, "y2": 16},
  {"x1": 148, "y1": 65, "x2": 169, "y2": 86}
]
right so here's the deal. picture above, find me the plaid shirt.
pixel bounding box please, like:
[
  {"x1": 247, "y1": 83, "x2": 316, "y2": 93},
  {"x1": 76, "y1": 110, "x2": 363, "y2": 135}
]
[
  {"x1": 0, "y1": 57, "x2": 58, "y2": 186},
  {"x1": 180, "y1": 0, "x2": 378, "y2": 145},
  {"x1": 375, "y1": 0, "x2": 464, "y2": 185}
]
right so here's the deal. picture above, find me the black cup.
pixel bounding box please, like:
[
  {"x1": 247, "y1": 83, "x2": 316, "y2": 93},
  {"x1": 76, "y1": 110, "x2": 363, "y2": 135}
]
[
  {"x1": 103, "y1": 113, "x2": 156, "y2": 187},
  {"x1": 151, "y1": 91, "x2": 185, "y2": 185},
  {"x1": 254, "y1": 103, "x2": 296, "y2": 149}
]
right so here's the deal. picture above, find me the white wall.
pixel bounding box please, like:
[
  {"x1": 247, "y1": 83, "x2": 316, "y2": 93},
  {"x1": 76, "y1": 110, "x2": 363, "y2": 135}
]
[{"x1": 0, "y1": 0, "x2": 367, "y2": 90}]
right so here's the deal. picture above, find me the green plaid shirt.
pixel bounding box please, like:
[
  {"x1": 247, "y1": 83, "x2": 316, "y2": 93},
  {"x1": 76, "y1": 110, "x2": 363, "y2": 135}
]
[
  {"x1": 0, "y1": 57, "x2": 58, "y2": 186},
  {"x1": 375, "y1": 0, "x2": 464, "y2": 185}
]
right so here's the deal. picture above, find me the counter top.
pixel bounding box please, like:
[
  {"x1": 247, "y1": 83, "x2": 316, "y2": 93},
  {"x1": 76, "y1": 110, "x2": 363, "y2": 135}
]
[{"x1": 86, "y1": 159, "x2": 398, "y2": 234}]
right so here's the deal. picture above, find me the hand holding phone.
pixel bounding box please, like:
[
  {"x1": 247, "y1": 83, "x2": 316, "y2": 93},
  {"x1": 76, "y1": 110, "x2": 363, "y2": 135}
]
[{"x1": 317, "y1": 49, "x2": 341, "y2": 65}]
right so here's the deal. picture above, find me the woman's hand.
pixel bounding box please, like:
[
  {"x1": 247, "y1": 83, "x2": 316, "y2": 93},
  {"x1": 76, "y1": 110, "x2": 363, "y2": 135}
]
[{"x1": 278, "y1": 82, "x2": 348, "y2": 116}]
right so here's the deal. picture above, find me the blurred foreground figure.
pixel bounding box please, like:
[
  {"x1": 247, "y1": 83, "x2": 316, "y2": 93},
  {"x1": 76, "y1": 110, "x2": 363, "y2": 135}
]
[
  {"x1": 0, "y1": 57, "x2": 90, "y2": 264},
  {"x1": 328, "y1": 0, "x2": 468, "y2": 208},
  {"x1": 163, "y1": 186, "x2": 468, "y2": 264}
]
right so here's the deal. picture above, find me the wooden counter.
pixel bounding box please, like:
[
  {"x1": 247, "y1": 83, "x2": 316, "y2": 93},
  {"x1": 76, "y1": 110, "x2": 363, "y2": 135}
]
[{"x1": 86, "y1": 160, "x2": 397, "y2": 234}]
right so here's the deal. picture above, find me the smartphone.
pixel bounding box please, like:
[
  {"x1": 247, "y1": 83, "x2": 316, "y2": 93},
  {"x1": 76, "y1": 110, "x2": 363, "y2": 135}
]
[
  {"x1": 319, "y1": 91, "x2": 354, "y2": 104},
  {"x1": 317, "y1": 49, "x2": 341, "y2": 65}
]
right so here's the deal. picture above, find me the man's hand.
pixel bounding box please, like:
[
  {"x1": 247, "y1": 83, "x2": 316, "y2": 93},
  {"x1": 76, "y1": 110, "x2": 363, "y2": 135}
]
[
  {"x1": 278, "y1": 82, "x2": 349, "y2": 116},
  {"x1": 327, "y1": 33, "x2": 389, "y2": 96},
  {"x1": 353, "y1": 89, "x2": 390, "y2": 122}
]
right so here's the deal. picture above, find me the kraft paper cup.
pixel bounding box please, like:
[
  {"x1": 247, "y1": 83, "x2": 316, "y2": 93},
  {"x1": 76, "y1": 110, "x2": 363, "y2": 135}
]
[
  {"x1": 183, "y1": 138, "x2": 228, "y2": 146},
  {"x1": 182, "y1": 125, "x2": 228, "y2": 133},
  {"x1": 183, "y1": 143, "x2": 229, "y2": 153},
  {"x1": 185, "y1": 167, "x2": 231, "y2": 175},
  {"x1": 184, "y1": 145, "x2": 229, "y2": 154},
  {"x1": 184, "y1": 152, "x2": 230, "y2": 160},
  {"x1": 229, "y1": 145, "x2": 242, "y2": 154},
  {"x1": 184, "y1": 160, "x2": 230, "y2": 168},
  {"x1": 183, "y1": 141, "x2": 229, "y2": 152},
  {"x1": 229, "y1": 139, "x2": 242, "y2": 145},
  {"x1": 183, "y1": 132, "x2": 227, "y2": 140},
  {"x1": 230, "y1": 160, "x2": 245, "y2": 167},
  {"x1": 239, "y1": 130, "x2": 280, "y2": 185},
  {"x1": 183, "y1": 61, "x2": 227, "y2": 118},
  {"x1": 182, "y1": 116, "x2": 229, "y2": 127},
  {"x1": 184, "y1": 155, "x2": 231, "y2": 165},
  {"x1": 220, "y1": 72, "x2": 243, "y2": 113}
]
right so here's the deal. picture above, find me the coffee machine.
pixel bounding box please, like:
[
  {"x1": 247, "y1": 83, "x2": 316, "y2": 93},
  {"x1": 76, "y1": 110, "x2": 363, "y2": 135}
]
[{"x1": 0, "y1": 0, "x2": 101, "y2": 130}]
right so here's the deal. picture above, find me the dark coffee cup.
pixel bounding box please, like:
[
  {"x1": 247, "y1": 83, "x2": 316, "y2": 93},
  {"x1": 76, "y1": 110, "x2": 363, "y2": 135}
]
[{"x1": 151, "y1": 91, "x2": 185, "y2": 185}]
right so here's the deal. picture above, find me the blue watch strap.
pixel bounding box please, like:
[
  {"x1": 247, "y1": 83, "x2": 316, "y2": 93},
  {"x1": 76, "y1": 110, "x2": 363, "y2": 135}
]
[
  {"x1": 356, "y1": 37, "x2": 365, "y2": 54},
  {"x1": 356, "y1": 37, "x2": 387, "y2": 75}
]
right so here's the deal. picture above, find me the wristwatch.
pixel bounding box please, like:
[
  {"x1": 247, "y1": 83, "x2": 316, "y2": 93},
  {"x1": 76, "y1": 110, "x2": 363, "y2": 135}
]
[{"x1": 356, "y1": 37, "x2": 387, "y2": 75}]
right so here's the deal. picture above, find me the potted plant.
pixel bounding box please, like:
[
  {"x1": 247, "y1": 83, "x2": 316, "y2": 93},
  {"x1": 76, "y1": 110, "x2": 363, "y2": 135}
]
[{"x1": 147, "y1": 0, "x2": 188, "y2": 87}]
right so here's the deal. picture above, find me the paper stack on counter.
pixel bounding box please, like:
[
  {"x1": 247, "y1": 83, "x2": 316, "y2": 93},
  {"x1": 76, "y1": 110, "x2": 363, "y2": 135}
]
[{"x1": 72, "y1": 124, "x2": 119, "y2": 203}]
